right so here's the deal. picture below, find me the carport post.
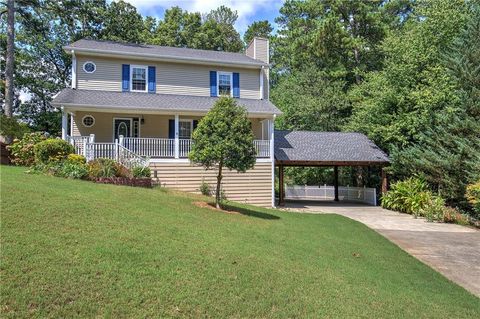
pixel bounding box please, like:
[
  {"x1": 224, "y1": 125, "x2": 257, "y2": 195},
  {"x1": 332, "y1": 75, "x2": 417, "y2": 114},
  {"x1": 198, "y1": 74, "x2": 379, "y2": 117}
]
[{"x1": 334, "y1": 166, "x2": 339, "y2": 202}]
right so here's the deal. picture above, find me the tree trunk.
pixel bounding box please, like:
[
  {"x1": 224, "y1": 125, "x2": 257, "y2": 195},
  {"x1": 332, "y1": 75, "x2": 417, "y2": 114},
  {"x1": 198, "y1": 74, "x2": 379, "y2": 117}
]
[
  {"x1": 215, "y1": 160, "x2": 223, "y2": 209},
  {"x1": 5, "y1": 0, "x2": 15, "y2": 120}
]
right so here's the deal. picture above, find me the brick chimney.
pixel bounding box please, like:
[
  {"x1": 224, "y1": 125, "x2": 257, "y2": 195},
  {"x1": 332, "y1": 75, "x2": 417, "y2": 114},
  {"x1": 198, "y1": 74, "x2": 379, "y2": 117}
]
[{"x1": 246, "y1": 37, "x2": 269, "y2": 99}]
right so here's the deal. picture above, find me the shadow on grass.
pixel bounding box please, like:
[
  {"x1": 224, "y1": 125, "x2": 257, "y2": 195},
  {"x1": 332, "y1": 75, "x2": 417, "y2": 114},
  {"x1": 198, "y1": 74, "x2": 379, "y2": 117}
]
[{"x1": 222, "y1": 204, "x2": 280, "y2": 220}]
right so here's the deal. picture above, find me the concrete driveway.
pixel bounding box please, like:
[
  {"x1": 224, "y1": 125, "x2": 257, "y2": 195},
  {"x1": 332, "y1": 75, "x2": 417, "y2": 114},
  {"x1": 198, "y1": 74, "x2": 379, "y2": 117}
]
[{"x1": 282, "y1": 200, "x2": 480, "y2": 297}]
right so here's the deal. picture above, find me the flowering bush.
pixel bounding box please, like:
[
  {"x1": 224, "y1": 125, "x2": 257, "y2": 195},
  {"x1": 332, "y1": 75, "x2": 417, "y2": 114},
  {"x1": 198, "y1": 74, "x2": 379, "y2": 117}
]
[
  {"x1": 66, "y1": 154, "x2": 86, "y2": 165},
  {"x1": 7, "y1": 132, "x2": 47, "y2": 166},
  {"x1": 34, "y1": 139, "x2": 75, "y2": 164}
]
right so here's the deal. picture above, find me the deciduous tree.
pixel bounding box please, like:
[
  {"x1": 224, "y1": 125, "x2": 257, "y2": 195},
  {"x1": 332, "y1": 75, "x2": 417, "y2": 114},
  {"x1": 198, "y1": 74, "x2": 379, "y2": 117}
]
[{"x1": 189, "y1": 97, "x2": 256, "y2": 208}]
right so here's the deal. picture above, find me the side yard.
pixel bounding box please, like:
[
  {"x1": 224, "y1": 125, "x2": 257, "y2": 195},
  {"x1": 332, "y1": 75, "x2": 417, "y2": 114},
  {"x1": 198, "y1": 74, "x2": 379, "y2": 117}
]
[{"x1": 1, "y1": 166, "x2": 479, "y2": 318}]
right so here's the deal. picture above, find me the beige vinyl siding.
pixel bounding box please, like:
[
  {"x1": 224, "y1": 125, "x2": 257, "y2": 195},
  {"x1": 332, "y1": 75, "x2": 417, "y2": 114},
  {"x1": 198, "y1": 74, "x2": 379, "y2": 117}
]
[
  {"x1": 77, "y1": 57, "x2": 122, "y2": 91},
  {"x1": 72, "y1": 111, "x2": 267, "y2": 141},
  {"x1": 254, "y1": 38, "x2": 269, "y2": 64},
  {"x1": 150, "y1": 161, "x2": 272, "y2": 207},
  {"x1": 76, "y1": 55, "x2": 261, "y2": 99}
]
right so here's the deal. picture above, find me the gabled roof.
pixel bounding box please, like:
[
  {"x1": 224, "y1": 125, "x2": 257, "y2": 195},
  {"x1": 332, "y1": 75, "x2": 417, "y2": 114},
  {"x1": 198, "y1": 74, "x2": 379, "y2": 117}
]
[
  {"x1": 52, "y1": 88, "x2": 281, "y2": 116},
  {"x1": 65, "y1": 39, "x2": 266, "y2": 68},
  {"x1": 274, "y1": 130, "x2": 389, "y2": 164}
]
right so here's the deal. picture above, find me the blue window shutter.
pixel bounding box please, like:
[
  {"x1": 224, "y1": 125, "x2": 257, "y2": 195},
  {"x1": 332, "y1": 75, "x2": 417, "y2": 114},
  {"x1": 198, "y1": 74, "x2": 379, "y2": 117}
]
[
  {"x1": 233, "y1": 72, "x2": 240, "y2": 98},
  {"x1": 122, "y1": 64, "x2": 130, "y2": 92},
  {"x1": 148, "y1": 66, "x2": 156, "y2": 93},
  {"x1": 168, "y1": 120, "x2": 175, "y2": 139},
  {"x1": 210, "y1": 71, "x2": 217, "y2": 97},
  {"x1": 193, "y1": 120, "x2": 198, "y2": 131}
]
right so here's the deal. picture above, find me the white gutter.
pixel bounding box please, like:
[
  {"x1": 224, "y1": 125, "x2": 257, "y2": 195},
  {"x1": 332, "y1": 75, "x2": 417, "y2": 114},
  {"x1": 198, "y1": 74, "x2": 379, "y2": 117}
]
[
  {"x1": 63, "y1": 47, "x2": 268, "y2": 69},
  {"x1": 71, "y1": 50, "x2": 77, "y2": 89}
]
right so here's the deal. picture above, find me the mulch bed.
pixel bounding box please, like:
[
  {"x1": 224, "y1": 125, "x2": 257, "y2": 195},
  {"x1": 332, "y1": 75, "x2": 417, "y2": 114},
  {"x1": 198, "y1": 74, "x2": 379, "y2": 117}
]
[{"x1": 94, "y1": 177, "x2": 152, "y2": 188}]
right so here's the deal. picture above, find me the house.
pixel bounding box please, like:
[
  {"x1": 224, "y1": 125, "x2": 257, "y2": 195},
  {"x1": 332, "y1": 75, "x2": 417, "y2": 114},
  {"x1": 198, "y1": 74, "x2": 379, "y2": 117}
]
[{"x1": 52, "y1": 37, "x2": 279, "y2": 207}]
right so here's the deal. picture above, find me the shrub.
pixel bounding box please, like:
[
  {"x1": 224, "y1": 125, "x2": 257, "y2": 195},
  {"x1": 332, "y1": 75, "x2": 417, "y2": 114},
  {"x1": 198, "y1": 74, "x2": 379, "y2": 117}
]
[
  {"x1": 419, "y1": 196, "x2": 445, "y2": 222},
  {"x1": 88, "y1": 158, "x2": 119, "y2": 178},
  {"x1": 115, "y1": 163, "x2": 131, "y2": 178},
  {"x1": 34, "y1": 139, "x2": 75, "y2": 164},
  {"x1": 465, "y1": 181, "x2": 480, "y2": 218},
  {"x1": 199, "y1": 180, "x2": 212, "y2": 196},
  {"x1": 442, "y1": 207, "x2": 470, "y2": 225},
  {"x1": 66, "y1": 154, "x2": 86, "y2": 165},
  {"x1": 7, "y1": 132, "x2": 47, "y2": 166},
  {"x1": 59, "y1": 162, "x2": 89, "y2": 179},
  {"x1": 381, "y1": 178, "x2": 431, "y2": 215},
  {"x1": 132, "y1": 166, "x2": 151, "y2": 178}
]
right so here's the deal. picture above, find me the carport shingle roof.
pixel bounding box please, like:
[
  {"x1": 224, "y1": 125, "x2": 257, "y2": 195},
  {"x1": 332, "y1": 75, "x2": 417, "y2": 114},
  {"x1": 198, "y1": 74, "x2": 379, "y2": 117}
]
[
  {"x1": 52, "y1": 88, "x2": 281, "y2": 115},
  {"x1": 274, "y1": 130, "x2": 389, "y2": 164}
]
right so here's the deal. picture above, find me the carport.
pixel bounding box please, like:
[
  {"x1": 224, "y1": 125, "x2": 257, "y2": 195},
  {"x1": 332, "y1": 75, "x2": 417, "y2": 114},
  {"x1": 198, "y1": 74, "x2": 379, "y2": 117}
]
[{"x1": 274, "y1": 130, "x2": 390, "y2": 206}]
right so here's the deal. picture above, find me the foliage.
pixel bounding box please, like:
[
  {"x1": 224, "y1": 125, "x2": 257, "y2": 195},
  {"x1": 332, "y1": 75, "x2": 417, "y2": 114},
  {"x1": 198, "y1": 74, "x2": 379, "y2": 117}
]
[
  {"x1": 385, "y1": 4, "x2": 480, "y2": 209},
  {"x1": 466, "y1": 181, "x2": 480, "y2": 218},
  {"x1": 2, "y1": 165, "x2": 480, "y2": 318},
  {"x1": 58, "y1": 161, "x2": 89, "y2": 179},
  {"x1": 442, "y1": 207, "x2": 470, "y2": 226},
  {"x1": 0, "y1": 114, "x2": 30, "y2": 139},
  {"x1": 189, "y1": 97, "x2": 256, "y2": 208},
  {"x1": 381, "y1": 178, "x2": 432, "y2": 216},
  {"x1": 88, "y1": 158, "x2": 120, "y2": 178},
  {"x1": 199, "y1": 180, "x2": 212, "y2": 196},
  {"x1": 34, "y1": 138, "x2": 75, "y2": 164},
  {"x1": 66, "y1": 153, "x2": 86, "y2": 165},
  {"x1": 347, "y1": 0, "x2": 469, "y2": 152},
  {"x1": 244, "y1": 20, "x2": 273, "y2": 44},
  {"x1": 6, "y1": 132, "x2": 47, "y2": 166},
  {"x1": 132, "y1": 166, "x2": 151, "y2": 178},
  {"x1": 272, "y1": 68, "x2": 350, "y2": 131}
]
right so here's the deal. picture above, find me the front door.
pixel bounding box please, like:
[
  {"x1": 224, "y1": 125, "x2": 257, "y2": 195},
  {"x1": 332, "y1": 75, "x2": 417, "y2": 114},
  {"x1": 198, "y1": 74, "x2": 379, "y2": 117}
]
[{"x1": 114, "y1": 118, "x2": 132, "y2": 140}]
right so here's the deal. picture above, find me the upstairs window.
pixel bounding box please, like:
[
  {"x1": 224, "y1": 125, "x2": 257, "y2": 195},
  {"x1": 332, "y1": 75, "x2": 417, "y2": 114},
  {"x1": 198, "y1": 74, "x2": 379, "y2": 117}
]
[
  {"x1": 131, "y1": 65, "x2": 148, "y2": 92},
  {"x1": 217, "y1": 72, "x2": 232, "y2": 97}
]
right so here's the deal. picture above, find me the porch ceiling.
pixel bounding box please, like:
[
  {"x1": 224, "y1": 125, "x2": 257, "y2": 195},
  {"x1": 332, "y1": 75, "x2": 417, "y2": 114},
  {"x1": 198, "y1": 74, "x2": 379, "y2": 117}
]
[{"x1": 52, "y1": 88, "x2": 281, "y2": 116}]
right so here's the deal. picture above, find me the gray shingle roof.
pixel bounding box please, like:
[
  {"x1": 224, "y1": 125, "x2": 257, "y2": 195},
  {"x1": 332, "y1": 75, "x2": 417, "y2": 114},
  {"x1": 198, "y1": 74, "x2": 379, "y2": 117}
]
[
  {"x1": 52, "y1": 88, "x2": 281, "y2": 115},
  {"x1": 275, "y1": 130, "x2": 389, "y2": 163},
  {"x1": 65, "y1": 39, "x2": 266, "y2": 67}
]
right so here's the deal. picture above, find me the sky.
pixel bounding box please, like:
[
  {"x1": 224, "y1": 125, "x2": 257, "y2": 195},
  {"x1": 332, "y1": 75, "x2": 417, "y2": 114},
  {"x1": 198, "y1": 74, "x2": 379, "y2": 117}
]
[{"x1": 115, "y1": 0, "x2": 284, "y2": 35}]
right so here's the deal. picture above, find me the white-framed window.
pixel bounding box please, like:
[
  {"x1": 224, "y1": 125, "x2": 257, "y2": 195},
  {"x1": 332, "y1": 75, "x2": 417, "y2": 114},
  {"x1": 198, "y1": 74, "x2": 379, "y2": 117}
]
[
  {"x1": 179, "y1": 120, "x2": 193, "y2": 139},
  {"x1": 130, "y1": 65, "x2": 148, "y2": 92},
  {"x1": 82, "y1": 115, "x2": 95, "y2": 127},
  {"x1": 83, "y1": 61, "x2": 96, "y2": 73},
  {"x1": 217, "y1": 71, "x2": 233, "y2": 97}
]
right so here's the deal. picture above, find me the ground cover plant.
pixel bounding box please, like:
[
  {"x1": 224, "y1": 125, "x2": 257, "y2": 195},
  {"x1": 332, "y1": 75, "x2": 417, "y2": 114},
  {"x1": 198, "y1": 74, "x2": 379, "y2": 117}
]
[{"x1": 1, "y1": 165, "x2": 479, "y2": 318}]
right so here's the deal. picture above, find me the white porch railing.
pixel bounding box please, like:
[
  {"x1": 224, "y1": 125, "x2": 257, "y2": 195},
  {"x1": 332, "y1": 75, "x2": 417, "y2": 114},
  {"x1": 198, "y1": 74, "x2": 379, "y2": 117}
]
[
  {"x1": 254, "y1": 140, "x2": 270, "y2": 158},
  {"x1": 123, "y1": 137, "x2": 174, "y2": 157},
  {"x1": 69, "y1": 136, "x2": 271, "y2": 160},
  {"x1": 179, "y1": 139, "x2": 192, "y2": 158},
  {"x1": 67, "y1": 135, "x2": 89, "y2": 155},
  {"x1": 285, "y1": 185, "x2": 377, "y2": 206}
]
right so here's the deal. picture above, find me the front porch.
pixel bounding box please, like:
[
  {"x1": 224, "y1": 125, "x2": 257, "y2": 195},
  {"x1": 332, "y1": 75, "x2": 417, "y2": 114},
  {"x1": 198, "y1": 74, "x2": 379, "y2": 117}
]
[{"x1": 63, "y1": 110, "x2": 273, "y2": 160}]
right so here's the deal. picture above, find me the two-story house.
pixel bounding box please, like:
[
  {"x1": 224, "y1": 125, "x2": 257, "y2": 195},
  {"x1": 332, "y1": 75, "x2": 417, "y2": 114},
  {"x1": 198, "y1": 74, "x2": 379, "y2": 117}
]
[{"x1": 52, "y1": 37, "x2": 280, "y2": 207}]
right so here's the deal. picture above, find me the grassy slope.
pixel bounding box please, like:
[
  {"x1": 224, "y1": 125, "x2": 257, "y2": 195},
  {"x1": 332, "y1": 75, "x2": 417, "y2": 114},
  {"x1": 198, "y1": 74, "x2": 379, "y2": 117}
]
[{"x1": 1, "y1": 165, "x2": 479, "y2": 318}]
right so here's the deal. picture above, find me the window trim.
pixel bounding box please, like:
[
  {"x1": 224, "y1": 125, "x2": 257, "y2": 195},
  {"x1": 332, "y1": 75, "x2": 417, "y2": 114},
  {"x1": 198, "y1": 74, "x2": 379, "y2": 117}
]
[
  {"x1": 216, "y1": 71, "x2": 233, "y2": 97},
  {"x1": 178, "y1": 119, "x2": 193, "y2": 139},
  {"x1": 130, "y1": 65, "x2": 148, "y2": 92},
  {"x1": 82, "y1": 115, "x2": 95, "y2": 127},
  {"x1": 82, "y1": 61, "x2": 96, "y2": 74}
]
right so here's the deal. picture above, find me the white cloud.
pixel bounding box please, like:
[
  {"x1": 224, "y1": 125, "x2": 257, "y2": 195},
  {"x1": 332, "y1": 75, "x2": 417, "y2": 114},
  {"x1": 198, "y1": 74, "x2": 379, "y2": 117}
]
[{"x1": 114, "y1": 0, "x2": 282, "y2": 33}]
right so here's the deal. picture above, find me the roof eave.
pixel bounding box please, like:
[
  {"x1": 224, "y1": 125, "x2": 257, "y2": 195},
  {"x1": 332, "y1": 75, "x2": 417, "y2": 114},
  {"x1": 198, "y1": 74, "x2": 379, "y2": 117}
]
[
  {"x1": 64, "y1": 46, "x2": 268, "y2": 69},
  {"x1": 51, "y1": 101, "x2": 281, "y2": 117}
]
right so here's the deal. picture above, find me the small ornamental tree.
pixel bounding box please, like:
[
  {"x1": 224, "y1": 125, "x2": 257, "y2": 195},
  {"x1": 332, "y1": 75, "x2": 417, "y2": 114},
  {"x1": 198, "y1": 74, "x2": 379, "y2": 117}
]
[{"x1": 189, "y1": 97, "x2": 256, "y2": 208}]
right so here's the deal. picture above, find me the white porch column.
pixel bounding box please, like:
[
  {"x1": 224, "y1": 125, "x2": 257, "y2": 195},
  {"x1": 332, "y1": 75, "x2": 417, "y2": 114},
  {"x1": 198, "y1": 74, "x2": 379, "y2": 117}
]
[
  {"x1": 174, "y1": 114, "x2": 180, "y2": 159},
  {"x1": 270, "y1": 115, "x2": 275, "y2": 207},
  {"x1": 61, "y1": 107, "x2": 68, "y2": 140}
]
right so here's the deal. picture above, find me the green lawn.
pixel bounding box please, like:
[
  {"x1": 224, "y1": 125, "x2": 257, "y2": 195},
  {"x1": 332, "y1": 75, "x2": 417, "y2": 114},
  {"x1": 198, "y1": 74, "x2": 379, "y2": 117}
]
[{"x1": 1, "y1": 165, "x2": 479, "y2": 318}]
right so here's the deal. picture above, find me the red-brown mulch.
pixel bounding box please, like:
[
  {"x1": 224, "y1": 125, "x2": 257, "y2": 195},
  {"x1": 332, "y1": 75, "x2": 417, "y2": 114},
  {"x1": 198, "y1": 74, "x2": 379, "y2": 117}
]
[{"x1": 94, "y1": 177, "x2": 152, "y2": 188}]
